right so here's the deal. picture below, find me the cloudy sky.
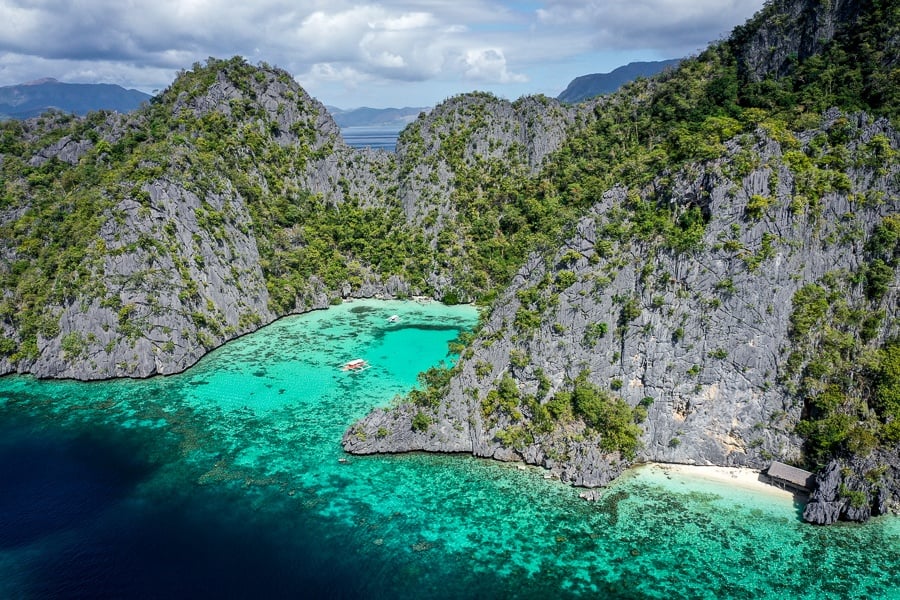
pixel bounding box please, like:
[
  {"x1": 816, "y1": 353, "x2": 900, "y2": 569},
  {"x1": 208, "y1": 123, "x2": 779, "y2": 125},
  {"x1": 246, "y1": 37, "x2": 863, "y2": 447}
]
[{"x1": 0, "y1": 0, "x2": 766, "y2": 108}]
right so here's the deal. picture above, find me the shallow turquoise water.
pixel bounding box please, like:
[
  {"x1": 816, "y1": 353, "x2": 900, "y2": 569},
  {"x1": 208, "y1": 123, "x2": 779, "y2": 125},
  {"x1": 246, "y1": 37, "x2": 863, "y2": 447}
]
[{"x1": 0, "y1": 299, "x2": 898, "y2": 599}]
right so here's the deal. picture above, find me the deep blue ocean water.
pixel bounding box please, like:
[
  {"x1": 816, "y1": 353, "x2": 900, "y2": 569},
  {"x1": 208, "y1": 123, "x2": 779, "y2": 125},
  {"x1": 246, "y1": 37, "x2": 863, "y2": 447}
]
[
  {"x1": 341, "y1": 126, "x2": 402, "y2": 151},
  {"x1": 0, "y1": 299, "x2": 898, "y2": 599}
]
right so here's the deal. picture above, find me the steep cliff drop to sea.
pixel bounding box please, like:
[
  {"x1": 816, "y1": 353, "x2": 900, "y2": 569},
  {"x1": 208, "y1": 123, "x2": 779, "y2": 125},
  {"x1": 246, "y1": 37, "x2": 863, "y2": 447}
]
[
  {"x1": 344, "y1": 0, "x2": 900, "y2": 526},
  {"x1": 0, "y1": 3, "x2": 897, "y2": 579}
]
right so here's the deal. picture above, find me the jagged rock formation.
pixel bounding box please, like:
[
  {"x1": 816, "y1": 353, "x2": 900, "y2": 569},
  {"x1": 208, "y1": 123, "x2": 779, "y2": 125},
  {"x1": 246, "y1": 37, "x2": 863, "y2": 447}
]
[
  {"x1": 0, "y1": 59, "x2": 582, "y2": 379},
  {"x1": 390, "y1": 92, "x2": 581, "y2": 298},
  {"x1": 733, "y1": 0, "x2": 884, "y2": 82},
  {"x1": 804, "y1": 446, "x2": 900, "y2": 524},
  {"x1": 345, "y1": 112, "x2": 900, "y2": 492},
  {"x1": 26, "y1": 177, "x2": 274, "y2": 379},
  {"x1": 1, "y1": 0, "x2": 898, "y2": 525},
  {"x1": 394, "y1": 93, "x2": 578, "y2": 222}
]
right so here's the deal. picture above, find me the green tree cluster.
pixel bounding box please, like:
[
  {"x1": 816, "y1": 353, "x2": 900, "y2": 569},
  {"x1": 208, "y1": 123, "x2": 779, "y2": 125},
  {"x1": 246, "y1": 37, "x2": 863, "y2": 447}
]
[{"x1": 788, "y1": 224, "x2": 899, "y2": 466}]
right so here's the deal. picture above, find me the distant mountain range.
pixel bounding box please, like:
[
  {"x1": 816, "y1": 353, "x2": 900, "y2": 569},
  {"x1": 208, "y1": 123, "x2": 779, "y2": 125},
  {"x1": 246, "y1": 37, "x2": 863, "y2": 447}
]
[
  {"x1": 332, "y1": 61, "x2": 683, "y2": 126},
  {"x1": 329, "y1": 60, "x2": 681, "y2": 127},
  {"x1": 557, "y1": 59, "x2": 682, "y2": 103},
  {"x1": 0, "y1": 78, "x2": 151, "y2": 119},
  {"x1": 329, "y1": 106, "x2": 429, "y2": 128},
  {"x1": 0, "y1": 62, "x2": 672, "y2": 123}
]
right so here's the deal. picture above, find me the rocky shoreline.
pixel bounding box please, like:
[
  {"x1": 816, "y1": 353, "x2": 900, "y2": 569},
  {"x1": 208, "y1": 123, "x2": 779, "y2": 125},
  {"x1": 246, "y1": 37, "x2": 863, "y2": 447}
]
[
  {"x1": 343, "y1": 104, "x2": 900, "y2": 525},
  {"x1": 344, "y1": 419, "x2": 900, "y2": 525},
  {"x1": 0, "y1": 285, "x2": 422, "y2": 382}
]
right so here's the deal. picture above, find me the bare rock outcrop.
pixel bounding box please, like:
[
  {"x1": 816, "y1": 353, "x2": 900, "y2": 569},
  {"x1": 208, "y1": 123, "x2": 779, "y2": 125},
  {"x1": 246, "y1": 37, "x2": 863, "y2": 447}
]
[
  {"x1": 345, "y1": 112, "x2": 900, "y2": 509},
  {"x1": 804, "y1": 451, "x2": 900, "y2": 525},
  {"x1": 733, "y1": 0, "x2": 864, "y2": 82}
]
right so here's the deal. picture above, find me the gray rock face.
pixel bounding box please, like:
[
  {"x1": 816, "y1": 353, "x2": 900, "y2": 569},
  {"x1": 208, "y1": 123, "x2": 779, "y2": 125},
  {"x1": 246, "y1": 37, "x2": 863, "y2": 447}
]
[
  {"x1": 22, "y1": 177, "x2": 275, "y2": 379},
  {"x1": 803, "y1": 461, "x2": 846, "y2": 524},
  {"x1": 734, "y1": 0, "x2": 863, "y2": 82},
  {"x1": 393, "y1": 93, "x2": 579, "y2": 224},
  {"x1": 343, "y1": 403, "x2": 474, "y2": 455},
  {"x1": 804, "y1": 451, "x2": 899, "y2": 525},
  {"x1": 10, "y1": 109, "x2": 125, "y2": 169},
  {"x1": 27, "y1": 134, "x2": 94, "y2": 166},
  {"x1": 345, "y1": 112, "x2": 900, "y2": 504},
  {"x1": 382, "y1": 92, "x2": 586, "y2": 301},
  {"x1": 803, "y1": 500, "x2": 845, "y2": 525}
]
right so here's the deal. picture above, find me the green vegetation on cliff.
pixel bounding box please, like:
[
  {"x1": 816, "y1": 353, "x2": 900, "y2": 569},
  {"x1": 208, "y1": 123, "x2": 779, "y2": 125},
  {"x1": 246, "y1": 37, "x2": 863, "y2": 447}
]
[
  {"x1": 789, "y1": 214, "x2": 900, "y2": 465},
  {"x1": 449, "y1": 0, "x2": 900, "y2": 475},
  {"x1": 0, "y1": 111, "x2": 130, "y2": 360},
  {"x1": 149, "y1": 57, "x2": 433, "y2": 312},
  {"x1": 734, "y1": 0, "x2": 900, "y2": 123},
  {"x1": 1, "y1": 1, "x2": 898, "y2": 513}
]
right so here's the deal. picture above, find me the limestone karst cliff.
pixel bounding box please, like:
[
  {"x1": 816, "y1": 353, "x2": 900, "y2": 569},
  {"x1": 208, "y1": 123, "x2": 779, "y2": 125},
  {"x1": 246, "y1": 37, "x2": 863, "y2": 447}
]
[
  {"x1": 344, "y1": 0, "x2": 900, "y2": 524},
  {"x1": 0, "y1": 59, "x2": 576, "y2": 379},
  {"x1": 1, "y1": 0, "x2": 898, "y2": 524},
  {"x1": 344, "y1": 110, "x2": 900, "y2": 521},
  {"x1": 2, "y1": 60, "x2": 352, "y2": 378}
]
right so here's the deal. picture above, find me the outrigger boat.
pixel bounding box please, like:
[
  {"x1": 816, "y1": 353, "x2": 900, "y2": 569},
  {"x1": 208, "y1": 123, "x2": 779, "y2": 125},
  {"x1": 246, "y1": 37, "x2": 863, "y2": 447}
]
[{"x1": 341, "y1": 358, "x2": 370, "y2": 372}]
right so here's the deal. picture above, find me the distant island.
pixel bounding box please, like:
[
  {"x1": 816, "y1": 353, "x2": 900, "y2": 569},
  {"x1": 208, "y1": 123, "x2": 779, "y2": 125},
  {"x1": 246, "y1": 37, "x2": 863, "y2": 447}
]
[
  {"x1": 0, "y1": 78, "x2": 151, "y2": 119},
  {"x1": 557, "y1": 59, "x2": 682, "y2": 103},
  {"x1": 329, "y1": 106, "x2": 429, "y2": 129}
]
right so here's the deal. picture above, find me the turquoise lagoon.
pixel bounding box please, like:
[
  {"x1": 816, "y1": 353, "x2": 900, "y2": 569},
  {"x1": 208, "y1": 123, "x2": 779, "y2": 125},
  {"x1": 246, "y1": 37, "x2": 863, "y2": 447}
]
[{"x1": 0, "y1": 299, "x2": 898, "y2": 598}]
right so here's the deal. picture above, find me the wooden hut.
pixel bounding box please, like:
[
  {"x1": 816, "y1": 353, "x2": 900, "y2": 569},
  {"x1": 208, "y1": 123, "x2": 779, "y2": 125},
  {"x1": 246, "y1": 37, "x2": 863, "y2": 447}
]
[{"x1": 765, "y1": 461, "x2": 815, "y2": 493}]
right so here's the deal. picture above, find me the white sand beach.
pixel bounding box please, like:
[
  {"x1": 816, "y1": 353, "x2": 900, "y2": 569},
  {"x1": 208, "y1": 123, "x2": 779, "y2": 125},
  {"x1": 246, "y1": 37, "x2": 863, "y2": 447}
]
[{"x1": 640, "y1": 462, "x2": 799, "y2": 501}]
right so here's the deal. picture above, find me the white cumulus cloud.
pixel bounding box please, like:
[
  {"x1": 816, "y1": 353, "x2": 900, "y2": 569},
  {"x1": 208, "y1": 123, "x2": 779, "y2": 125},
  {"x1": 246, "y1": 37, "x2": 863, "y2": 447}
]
[
  {"x1": 536, "y1": 0, "x2": 764, "y2": 53},
  {"x1": 462, "y1": 48, "x2": 527, "y2": 83},
  {"x1": 0, "y1": 0, "x2": 766, "y2": 106}
]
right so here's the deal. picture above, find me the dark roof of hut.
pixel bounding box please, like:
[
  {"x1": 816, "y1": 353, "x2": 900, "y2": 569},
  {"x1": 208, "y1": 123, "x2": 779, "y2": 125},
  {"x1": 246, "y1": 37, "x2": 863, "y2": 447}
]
[{"x1": 767, "y1": 461, "x2": 815, "y2": 490}]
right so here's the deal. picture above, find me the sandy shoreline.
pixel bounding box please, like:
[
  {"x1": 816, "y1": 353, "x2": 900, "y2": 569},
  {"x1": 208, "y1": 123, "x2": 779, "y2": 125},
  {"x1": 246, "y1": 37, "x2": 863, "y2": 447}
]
[{"x1": 638, "y1": 462, "x2": 800, "y2": 501}]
